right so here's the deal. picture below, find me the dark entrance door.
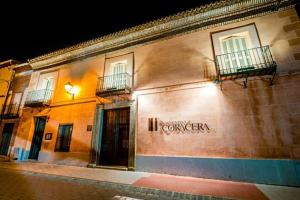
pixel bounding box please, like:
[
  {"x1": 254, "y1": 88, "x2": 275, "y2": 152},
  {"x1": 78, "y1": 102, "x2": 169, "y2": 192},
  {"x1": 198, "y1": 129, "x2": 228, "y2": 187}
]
[
  {"x1": 0, "y1": 123, "x2": 14, "y2": 156},
  {"x1": 29, "y1": 117, "x2": 46, "y2": 160},
  {"x1": 99, "y1": 107, "x2": 130, "y2": 166}
]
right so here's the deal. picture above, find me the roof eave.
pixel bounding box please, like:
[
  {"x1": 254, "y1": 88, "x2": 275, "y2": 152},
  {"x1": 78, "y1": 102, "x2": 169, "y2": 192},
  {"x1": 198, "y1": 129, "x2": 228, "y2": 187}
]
[{"x1": 29, "y1": 0, "x2": 296, "y2": 69}]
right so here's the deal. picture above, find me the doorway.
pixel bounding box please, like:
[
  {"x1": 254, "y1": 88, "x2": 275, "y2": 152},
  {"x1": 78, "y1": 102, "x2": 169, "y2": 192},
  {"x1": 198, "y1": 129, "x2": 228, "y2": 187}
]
[
  {"x1": 99, "y1": 107, "x2": 130, "y2": 166},
  {"x1": 0, "y1": 123, "x2": 14, "y2": 156},
  {"x1": 29, "y1": 117, "x2": 46, "y2": 160}
]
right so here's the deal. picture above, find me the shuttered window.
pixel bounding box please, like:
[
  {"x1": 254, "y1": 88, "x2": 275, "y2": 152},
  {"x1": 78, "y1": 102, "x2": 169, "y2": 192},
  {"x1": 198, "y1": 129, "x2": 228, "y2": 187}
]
[
  {"x1": 112, "y1": 62, "x2": 126, "y2": 75},
  {"x1": 104, "y1": 62, "x2": 127, "y2": 89},
  {"x1": 55, "y1": 124, "x2": 73, "y2": 152},
  {"x1": 221, "y1": 36, "x2": 251, "y2": 69}
]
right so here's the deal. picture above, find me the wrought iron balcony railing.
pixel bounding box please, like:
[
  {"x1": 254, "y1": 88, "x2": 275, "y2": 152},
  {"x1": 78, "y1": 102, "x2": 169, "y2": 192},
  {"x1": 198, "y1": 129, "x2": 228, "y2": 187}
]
[
  {"x1": 0, "y1": 104, "x2": 21, "y2": 118},
  {"x1": 96, "y1": 73, "x2": 132, "y2": 96},
  {"x1": 24, "y1": 89, "x2": 53, "y2": 107},
  {"x1": 215, "y1": 45, "x2": 276, "y2": 78}
]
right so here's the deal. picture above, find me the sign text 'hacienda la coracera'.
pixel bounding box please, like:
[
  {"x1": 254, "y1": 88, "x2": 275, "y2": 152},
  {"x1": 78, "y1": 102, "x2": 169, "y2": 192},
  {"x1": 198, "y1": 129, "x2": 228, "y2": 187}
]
[{"x1": 148, "y1": 118, "x2": 210, "y2": 134}]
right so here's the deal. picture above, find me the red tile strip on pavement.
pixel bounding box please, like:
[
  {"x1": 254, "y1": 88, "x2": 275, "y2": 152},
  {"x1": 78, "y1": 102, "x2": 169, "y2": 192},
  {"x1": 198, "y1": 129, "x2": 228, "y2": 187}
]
[{"x1": 133, "y1": 174, "x2": 269, "y2": 200}]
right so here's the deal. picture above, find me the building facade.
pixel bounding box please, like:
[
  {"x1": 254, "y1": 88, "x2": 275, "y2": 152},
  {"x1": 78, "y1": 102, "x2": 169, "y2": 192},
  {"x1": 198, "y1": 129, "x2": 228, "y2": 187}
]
[
  {"x1": 0, "y1": 61, "x2": 32, "y2": 159},
  {"x1": 5, "y1": 0, "x2": 300, "y2": 186}
]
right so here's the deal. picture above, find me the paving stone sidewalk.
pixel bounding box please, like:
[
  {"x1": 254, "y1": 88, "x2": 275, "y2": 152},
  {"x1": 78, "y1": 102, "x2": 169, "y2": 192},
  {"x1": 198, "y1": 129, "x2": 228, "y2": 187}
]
[
  {"x1": 0, "y1": 161, "x2": 234, "y2": 200},
  {"x1": 0, "y1": 161, "x2": 299, "y2": 200}
]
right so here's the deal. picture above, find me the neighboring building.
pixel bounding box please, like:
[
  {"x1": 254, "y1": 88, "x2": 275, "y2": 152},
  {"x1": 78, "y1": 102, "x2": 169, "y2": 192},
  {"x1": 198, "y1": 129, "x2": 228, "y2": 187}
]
[
  {"x1": 10, "y1": 0, "x2": 300, "y2": 186},
  {"x1": 0, "y1": 60, "x2": 16, "y2": 158},
  {"x1": 0, "y1": 60, "x2": 17, "y2": 107},
  {"x1": 0, "y1": 60, "x2": 31, "y2": 159}
]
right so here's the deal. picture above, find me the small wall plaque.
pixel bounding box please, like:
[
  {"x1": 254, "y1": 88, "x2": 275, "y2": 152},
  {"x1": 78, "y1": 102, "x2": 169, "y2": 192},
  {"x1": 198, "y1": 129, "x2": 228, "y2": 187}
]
[
  {"x1": 45, "y1": 133, "x2": 52, "y2": 140},
  {"x1": 87, "y1": 125, "x2": 93, "y2": 132}
]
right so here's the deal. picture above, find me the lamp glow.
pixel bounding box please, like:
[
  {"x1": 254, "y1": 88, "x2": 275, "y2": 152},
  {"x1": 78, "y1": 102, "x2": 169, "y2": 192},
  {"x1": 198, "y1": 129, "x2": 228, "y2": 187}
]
[
  {"x1": 64, "y1": 82, "x2": 73, "y2": 92},
  {"x1": 70, "y1": 87, "x2": 78, "y2": 94},
  {"x1": 64, "y1": 82, "x2": 78, "y2": 99}
]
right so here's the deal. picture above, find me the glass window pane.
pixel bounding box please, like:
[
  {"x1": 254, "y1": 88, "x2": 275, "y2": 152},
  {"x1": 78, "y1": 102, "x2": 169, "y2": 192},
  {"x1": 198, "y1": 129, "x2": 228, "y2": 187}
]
[{"x1": 55, "y1": 124, "x2": 73, "y2": 152}]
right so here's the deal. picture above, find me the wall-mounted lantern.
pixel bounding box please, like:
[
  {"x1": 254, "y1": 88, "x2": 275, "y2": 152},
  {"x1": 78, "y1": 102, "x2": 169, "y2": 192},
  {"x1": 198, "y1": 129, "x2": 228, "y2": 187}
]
[{"x1": 64, "y1": 82, "x2": 78, "y2": 99}]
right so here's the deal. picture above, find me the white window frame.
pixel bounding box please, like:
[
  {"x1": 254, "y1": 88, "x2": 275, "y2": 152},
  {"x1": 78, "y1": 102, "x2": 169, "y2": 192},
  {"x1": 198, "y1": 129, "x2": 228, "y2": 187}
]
[
  {"x1": 212, "y1": 24, "x2": 262, "y2": 71},
  {"x1": 212, "y1": 24, "x2": 261, "y2": 56},
  {"x1": 104, "y1": 53, "x2": 133, "y2": 77}
]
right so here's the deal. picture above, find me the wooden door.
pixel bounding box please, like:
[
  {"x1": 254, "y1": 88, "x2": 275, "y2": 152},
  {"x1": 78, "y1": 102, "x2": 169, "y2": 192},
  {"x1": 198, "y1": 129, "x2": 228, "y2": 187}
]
[
  {"x1": 0, "y1": 123, "x2": 14, "y2": 156},
  {"x1": 99, "y1": 107, "x2": 130, "y2": 166},
  {"x1": 29, "y1": 118, "x2": 46, "y2": 160}
]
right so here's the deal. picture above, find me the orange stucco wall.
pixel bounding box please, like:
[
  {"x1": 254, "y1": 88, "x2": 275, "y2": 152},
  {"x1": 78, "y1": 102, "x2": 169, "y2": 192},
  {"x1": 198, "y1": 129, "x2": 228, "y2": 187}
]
[
  {"x1": 13, "y1": 56, "x2": 104, "y2": 165},
  {"x1": 38, "y1": 102, "x2": 96, "y2": 166},
  {"x1": 0, "y1": 67, "x2": 13, "y2": 106}
]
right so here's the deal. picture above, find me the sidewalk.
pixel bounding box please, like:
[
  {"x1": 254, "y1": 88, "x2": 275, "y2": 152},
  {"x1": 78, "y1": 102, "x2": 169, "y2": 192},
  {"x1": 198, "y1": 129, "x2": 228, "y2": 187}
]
[{"x1": 0, "y1": 161, "x2": 299, "y2": 200}]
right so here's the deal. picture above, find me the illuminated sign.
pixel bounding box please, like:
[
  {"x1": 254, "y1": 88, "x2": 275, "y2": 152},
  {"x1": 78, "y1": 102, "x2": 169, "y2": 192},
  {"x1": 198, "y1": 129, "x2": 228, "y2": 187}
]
[{"x1": 148, "y1": 118, "x2": 210, "y2": 135}]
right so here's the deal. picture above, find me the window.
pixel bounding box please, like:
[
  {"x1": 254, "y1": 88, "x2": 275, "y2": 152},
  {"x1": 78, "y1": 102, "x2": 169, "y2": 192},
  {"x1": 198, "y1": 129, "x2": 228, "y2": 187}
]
[
  {"x1": 98, "y1": 53, "x2": 133, "y2": 92},
  {"x1": 212, "y1": 24, "x2": 260, "y2": 56},
  {"x1": 27, "y1": 71, "x2": 57, "y2": 103},
  {"x1": 11, "y1": 93, "x2": 22, "y2": 105},
  {"x1": 221, "y1": 36, "x2": 251, "y2": 69},
  {"x1": 55, "y1": 124, "x2": 73, "y2": 152},
  {"x1": 212, "y1": 24, "x2": 265, "y2": 74},
  {"x1": 106, "y1": 61, "x2": 127, "y2": 89},
  {"x1": 6, "y1": 92, "x2": 22, "y2": 107},
  {"x1": 41, "y1": 77, "x2": 54, "y2": 91},
  {"x1": 104, "y1": 53, "x2": 133, "y2": 77},
  {"x1": 111, "y1": 61, "x2": 127, "y2": 75},
  {"x1": 4, "y1": 92, "x2": 22, "y2": 115},
  {"x1": 37, "y1": 71, "x2": 57, "y2": 91}
]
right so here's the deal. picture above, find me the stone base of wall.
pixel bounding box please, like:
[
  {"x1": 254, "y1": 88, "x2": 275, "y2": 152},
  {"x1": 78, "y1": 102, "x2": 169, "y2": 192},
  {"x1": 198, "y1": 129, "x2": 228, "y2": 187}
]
[
  {"x1": 12, "y1": 148, "x2": 90, "y2": 167},
  {"x1": 38, "y1": 151, "x2": 90, "y2": 167},
  {"x1": 136, "y1": 155, "x2": 300, "y2": 186}
]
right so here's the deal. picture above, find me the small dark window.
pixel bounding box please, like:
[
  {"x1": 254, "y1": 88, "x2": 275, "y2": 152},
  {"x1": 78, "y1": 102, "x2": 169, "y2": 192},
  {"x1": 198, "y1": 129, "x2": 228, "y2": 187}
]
[{"x1": 55, "y1": 124, "x2": 73, "y2": 152}]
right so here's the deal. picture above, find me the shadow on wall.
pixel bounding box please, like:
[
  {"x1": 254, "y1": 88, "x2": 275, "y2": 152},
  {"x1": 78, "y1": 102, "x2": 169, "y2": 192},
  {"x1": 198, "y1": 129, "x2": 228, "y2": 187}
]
[
  {"x1": 269, "y1": 28, "x2": 286, "y2": 46},
  {"x1": 68, "y1": 62, "x2": 95, "y2": 80},
  {"x1": 134, "y1": 43, "x2": 216, "y2": 89},
  {"x1": 40, "y1": 126, "x2": 93, "y2": 166},
  {"x1": 13, "y1": 107, "x2": 50, "y2": 143},
  {"x1": 220, "y1": 75, "x2": 299, "y2": 159},
  {"x1": 268, "y1": 28, "x2": 298, "y2": 71},
  {"x1": 14, "y1": 131, "x2": 92, "y2": 166},
  {"x1": 60, "y1": 62, "x2": 100, "y2": 98},
  {"x1": 12, "y1": 106, "x2": 93, "y2": 165}
]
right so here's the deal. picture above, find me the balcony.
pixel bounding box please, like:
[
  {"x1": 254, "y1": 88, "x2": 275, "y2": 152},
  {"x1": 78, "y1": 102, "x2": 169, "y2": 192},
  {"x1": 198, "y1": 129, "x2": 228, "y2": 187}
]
[
  {"x1": 215, "y1": 46, "x2": 277, "y2": 86},
  {"x1": 96, "y1": 73, "x2": 132, "y2": 97},
  {"x1": 24, "y1": 89, "x2": 53, "y2": 107},
  {"x1": 0, "y1": 104, "x2": 20, "y2": 119}
]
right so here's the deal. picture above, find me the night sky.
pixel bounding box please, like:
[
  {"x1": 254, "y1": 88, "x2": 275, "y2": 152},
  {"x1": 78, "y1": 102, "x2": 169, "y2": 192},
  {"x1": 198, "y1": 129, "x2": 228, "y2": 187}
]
[{"x1": 0, "y1": 0, "x2": 299, "y2": 62}]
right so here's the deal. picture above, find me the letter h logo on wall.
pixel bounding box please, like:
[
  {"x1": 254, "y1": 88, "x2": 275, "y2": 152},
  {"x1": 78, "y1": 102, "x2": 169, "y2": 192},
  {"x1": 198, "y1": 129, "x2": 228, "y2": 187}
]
[{"x1": 148, "y1": 118, "x2": 158, "y2": 131}]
